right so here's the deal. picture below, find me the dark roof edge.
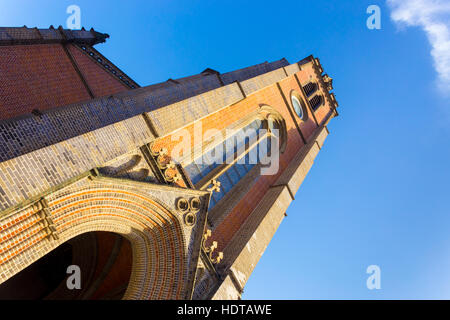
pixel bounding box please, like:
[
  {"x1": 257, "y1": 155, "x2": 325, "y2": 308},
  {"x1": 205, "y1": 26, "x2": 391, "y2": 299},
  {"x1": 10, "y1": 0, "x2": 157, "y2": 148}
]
[
  {"x1": 298, "y1": 55, "x2": 314, "y2": 66},
  {"x1": 0, "y1": 26, "x2": 109, "y2": 46}
]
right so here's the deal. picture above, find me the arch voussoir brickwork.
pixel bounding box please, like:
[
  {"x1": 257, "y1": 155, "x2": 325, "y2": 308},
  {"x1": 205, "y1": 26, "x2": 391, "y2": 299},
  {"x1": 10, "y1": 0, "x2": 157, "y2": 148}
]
[{"x1": 0, "y1": 176, "x2": 210, "y2": 300}]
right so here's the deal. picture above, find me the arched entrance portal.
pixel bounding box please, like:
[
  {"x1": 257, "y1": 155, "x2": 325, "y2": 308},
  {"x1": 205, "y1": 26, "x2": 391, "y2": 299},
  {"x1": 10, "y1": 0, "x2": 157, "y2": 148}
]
[
  {"x1": 0, "y1": 231, "x2": 132, "y2": 300},
  {"x1": 0, "y1": 177, "x2": 210, "y2": 300}
]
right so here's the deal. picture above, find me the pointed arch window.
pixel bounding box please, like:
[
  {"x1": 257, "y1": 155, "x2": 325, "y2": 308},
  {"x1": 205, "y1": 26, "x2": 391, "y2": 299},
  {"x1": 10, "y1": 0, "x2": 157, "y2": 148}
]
[
  {"x1": 183, "y1": 108, "x2": 287, "y2": 209},
  {"x1": 303, "y1": 82, "x2": 318, "y2": 97},
  {"x1": 309, "y1": 94, "x2": 324, "y2": 111}
]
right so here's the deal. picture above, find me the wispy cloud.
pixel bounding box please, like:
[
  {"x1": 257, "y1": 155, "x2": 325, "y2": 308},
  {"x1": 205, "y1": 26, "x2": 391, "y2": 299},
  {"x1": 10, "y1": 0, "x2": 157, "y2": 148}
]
[{"x1": 387, "y1": 0, "x2": 450, "y2": 94}]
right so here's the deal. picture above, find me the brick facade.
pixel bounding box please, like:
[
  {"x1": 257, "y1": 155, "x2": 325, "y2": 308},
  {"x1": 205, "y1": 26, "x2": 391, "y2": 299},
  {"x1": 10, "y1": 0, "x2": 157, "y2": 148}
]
[{"x1": 0, "y1": 27, "x2": 338, "y2": 299}]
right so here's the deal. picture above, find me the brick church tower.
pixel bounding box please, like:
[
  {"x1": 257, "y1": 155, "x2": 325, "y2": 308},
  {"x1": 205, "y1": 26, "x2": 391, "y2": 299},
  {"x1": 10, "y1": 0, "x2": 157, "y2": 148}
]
[{"x1": 0, "y1": 27, "x2": 338, "y2": 300}]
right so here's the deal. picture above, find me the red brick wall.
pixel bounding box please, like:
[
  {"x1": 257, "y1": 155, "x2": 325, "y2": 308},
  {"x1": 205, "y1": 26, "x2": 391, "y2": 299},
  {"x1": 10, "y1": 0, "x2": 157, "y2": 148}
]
[
  {"x1": 150, "y1": 96, "x2": 260, "y2": 155},
  {"x1": 68, "y1": 44, "x2": 129, "y2": 98},
  {"x1": 0, "y1": 44, "x2": 90, "y2": 120},
  {"x1": 0, "y1": 43, "x2": 129, "y2": 121}
]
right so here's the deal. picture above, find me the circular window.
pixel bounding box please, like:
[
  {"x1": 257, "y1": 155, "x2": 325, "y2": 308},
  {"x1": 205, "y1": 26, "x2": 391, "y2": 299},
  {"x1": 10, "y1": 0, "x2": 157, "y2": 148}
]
[
  {"x1": 176, "y1": 198, "x2": 190, "y2": 212},
  {"x1": 184, "y1": 212, "x2": 197, "y2": 227},
  {"x1": 291, "y1": 95, "x2": 305, "y2": 120}
]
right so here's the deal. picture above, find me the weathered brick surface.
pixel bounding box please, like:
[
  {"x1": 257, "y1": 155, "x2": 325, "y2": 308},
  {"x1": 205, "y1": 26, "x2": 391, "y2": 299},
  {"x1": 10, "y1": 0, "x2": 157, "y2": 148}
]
[
  {"x1": 0, "y1": 116, "x2": 154, "y2": 211},
  {"x1": 0, "y1": 44, "x2": 91, "y2": 120},
  {"x1": 192, "y1": 257, "x2": 220, "y2": 300},
  {"x1": 146, "y1": 83, "x2": 245, "y2": 137},
  {"x1": 0, "y1": 94, "x2": 144, "y2": 162},
  {"x1": 211, "y1": 274, "x2": 241, "y2": 300},
  {"x1": 240, "y1": 68, "x2": 287, "y2": 96},
  {"x1": 148, "y1": 88, "x2": 257, "y2": 159},
  {"x1": 220, "y1": 185, "x2": 290, "y2": 287},
  {"x1": 68, "y1": 44, "x2": 129, "y2": 97},
  {"x1": 0, "y1": 41, "x2": 133, "y2": 122},
  {"x1": 284, "y1": 62, "x2": 300, "y2": 76}
]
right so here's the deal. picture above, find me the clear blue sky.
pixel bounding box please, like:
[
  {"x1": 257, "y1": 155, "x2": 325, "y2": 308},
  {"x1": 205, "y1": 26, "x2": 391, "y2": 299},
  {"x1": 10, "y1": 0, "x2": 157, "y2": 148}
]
[{"x1": 2, "y1": 0, "x2": 449, "y2": 299}]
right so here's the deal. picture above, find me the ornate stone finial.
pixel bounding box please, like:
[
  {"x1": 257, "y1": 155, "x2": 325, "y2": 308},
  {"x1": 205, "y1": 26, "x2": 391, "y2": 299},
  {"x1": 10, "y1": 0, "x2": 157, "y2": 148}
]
[
  {"x1": 172, "y1": 173, "x2": 182, "y2": 182},
  {"x1": 323, "y1": 74, "x2": 333, "y2": 91},
  {"x1": 201, "y1": 229, "x2": 224, "y2": 264},
  {"x1": 314, "y1": 58, "x2": 324, "y2": 73},
  {"x1": 156, "y1": 149, "x2": 171, "y2": 169},
  {"x1": 202, "y1": 228, "x2": 215, "y2": 253},
  {"x1": 210, "y1": 251, "x2": 224, "y2": 264},
  {"x1": 206, "y1": 179, "x2": 221, "y2": 193},
  {"x1": 166, "y1": 161, "x2": 176, "y2": 169},
  {"x1": 207, "y1": 241, "x2": 218, "y2": 253},
  {"x1": 203, "y1": 228, "x2": 212, "y2": 243}
]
